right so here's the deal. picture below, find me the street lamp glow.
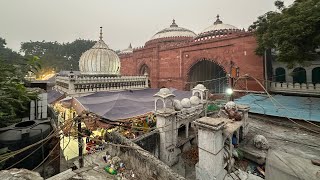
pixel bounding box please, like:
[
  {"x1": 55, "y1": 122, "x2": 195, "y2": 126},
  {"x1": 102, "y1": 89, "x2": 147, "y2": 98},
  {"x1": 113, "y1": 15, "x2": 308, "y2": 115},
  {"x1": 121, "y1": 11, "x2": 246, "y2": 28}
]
[{"x1": 226, "y1": 88, "x2": 233, "y2": 95}]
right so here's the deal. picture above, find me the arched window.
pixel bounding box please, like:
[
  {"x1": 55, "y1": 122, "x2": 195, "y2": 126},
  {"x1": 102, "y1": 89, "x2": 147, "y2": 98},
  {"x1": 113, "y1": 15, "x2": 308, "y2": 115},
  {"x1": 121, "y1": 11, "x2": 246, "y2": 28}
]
[
  {"x1": 139, "y1": 64, "x2": 150, "y2": 75},
  {"x1": 178, "y1": 124, "x2": 186, "y2": 138},
  {"x1": 275, "y1": 67, "x2": 286, "y2": 82},
  {"x1": 312, "y1": 67, "x2": 320, "y2": 84},
  {"x1": 292, "y1": 67, "x2": 306, "y2": 84}
]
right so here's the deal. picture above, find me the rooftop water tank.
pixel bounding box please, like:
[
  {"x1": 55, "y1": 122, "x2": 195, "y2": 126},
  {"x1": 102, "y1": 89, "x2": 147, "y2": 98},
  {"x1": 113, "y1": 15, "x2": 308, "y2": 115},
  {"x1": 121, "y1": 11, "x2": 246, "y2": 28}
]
[{"x1": 0, "y1": 120, "x2": 52, "y2": 169}]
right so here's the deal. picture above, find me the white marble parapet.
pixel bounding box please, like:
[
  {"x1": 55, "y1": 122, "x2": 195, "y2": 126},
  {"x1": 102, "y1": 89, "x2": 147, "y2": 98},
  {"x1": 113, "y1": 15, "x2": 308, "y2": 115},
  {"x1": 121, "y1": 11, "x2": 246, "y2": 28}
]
[{"x1": 270, "y1": 82, "x2": 320, "y2": 95}]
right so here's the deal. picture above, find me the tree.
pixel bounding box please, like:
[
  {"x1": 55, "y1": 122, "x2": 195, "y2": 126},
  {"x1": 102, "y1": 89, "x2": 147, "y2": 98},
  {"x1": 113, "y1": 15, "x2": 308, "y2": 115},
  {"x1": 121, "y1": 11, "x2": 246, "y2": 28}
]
[
  {"x1": 0, "y1": 56, "x2": 40, "y2": 127},
  {"x1": 20, "y1": 39, "x2": 95, "y2": 73},
  {"x1": 250, "y1": 0, "x2": 320, "y2": 68},
  {"x1": 0, "y1": 37, "x2": 23, "y2": 65}
]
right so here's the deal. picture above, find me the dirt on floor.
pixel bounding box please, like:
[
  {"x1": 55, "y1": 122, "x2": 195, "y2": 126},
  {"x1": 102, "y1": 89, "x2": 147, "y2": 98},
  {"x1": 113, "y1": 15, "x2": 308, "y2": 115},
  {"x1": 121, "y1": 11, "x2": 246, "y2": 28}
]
[{"x1": 244, "y1": 115, "x2": 320, "y2": 160}]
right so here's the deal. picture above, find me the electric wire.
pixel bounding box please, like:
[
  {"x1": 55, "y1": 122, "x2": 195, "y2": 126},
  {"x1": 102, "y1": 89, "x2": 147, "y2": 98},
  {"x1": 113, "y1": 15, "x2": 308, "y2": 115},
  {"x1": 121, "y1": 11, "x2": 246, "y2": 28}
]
[
  {"x1": 4, "y1": 129, "x2": 56, "y2": 170},
  {"x1": 233, "y1": 74, "x2": 320, "y2": 134}
]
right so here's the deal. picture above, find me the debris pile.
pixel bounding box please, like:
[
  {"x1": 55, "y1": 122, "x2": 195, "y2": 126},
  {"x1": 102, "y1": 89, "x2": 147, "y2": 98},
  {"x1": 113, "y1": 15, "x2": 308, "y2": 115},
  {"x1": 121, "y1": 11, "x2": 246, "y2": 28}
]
[
  {"x1": 102, "y1": 154, "x2": 136, "y2": 180},
  {"x1": 218, "y1": 101, "x2": 243, "y2": 121},
  {"x1": 253, "y1": 135, "x2": 269, "y2": 150},
  {"x1": 182, "y1": 146, "x2": 199, "y2": 165},
  {"x1": 0, "y1": 168, "x2": 43, "y2": 180}
]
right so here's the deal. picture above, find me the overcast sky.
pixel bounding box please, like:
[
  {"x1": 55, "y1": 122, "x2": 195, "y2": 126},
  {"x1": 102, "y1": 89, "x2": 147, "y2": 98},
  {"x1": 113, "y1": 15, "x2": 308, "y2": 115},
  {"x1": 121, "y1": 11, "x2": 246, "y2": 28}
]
[{"x1": 0, "y1": 0, "x2": 294, "y2": 52}]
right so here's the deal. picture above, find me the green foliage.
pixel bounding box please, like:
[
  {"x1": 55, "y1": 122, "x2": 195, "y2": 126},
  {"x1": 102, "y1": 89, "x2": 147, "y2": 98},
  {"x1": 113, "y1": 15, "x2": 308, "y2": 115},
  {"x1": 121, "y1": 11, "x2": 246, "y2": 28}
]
[
  {"x1": 250, "y1": 0, "x2": 320, "y2": 67},
  {"x1": 20, "y1": 39, "x2": 96, "y2": 73},
  {"x1": 0, "y1": 57, "x2": 39, "y2": 128},
  {"x1": 0, "y1": 37, "x2": 23, "y2": 65}
]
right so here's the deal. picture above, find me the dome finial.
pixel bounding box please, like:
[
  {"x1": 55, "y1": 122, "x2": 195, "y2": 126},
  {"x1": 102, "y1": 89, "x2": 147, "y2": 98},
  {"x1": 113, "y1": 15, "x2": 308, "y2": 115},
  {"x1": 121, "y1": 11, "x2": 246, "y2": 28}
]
[
  {"x1": 214, "y1": 14, "x2": 223, "y2": 25},
  {"x1": 70, "y1": 63, "x2": 73, "y2": 73},
  {"x1": 170, "y1": 19, "x2": 178, "y2": 27},
  {"x1": 99, "y1": 26, "x2": 103, "y2": 40}
]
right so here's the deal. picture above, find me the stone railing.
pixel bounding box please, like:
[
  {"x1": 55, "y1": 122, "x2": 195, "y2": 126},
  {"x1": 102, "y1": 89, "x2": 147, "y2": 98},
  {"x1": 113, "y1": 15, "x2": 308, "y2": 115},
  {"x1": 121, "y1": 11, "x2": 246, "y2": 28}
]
[
  {"x1": 55, "y1": 75, "x2": 148, "y2": 96},
  {"x1": 73, "y1": 75, "x2": 148, "y2": 93},
  {"x1": 270, "y1": 82, "x2": 320, "y2": 95}
]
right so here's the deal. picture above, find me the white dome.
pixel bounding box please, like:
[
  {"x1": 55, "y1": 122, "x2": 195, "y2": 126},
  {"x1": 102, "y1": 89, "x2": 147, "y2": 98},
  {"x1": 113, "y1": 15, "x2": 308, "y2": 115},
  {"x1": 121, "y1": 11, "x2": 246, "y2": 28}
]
[
  {"x1": 150, "y1": 20, "x2": 196, "y2": 40},
  {"x1": 190, "y1": 96, "x2": 200, "y2": 106},
  {"x1": 181, "y1": 98, "x2": 191, "y2": 108},
  {"x1": 173, "y1": 100, "x2": 183, "y2": 111},
  {"x1": 199, "y1": 15, "x2": 238, "y2": 34},
  {"x1": 79, "y1": 27, "x2": 120, "y2": 75}
]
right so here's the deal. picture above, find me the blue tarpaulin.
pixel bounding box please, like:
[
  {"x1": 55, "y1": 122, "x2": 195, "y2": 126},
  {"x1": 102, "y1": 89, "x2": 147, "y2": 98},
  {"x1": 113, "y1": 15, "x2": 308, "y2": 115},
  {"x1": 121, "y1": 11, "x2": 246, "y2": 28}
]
[{"x1": 235, "y1": 94, "x2": 320, "y2": 122}]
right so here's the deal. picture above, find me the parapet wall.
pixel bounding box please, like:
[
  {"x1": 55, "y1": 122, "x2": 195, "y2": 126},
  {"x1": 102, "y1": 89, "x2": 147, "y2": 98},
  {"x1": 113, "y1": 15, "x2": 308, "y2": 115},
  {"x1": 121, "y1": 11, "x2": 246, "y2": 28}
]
[
  {"x1": 106, "y1": 131, "x2": 185, "y2": 180},
  {"x1": 132, "y1": 130, "x2": 160, "y2": 159}
]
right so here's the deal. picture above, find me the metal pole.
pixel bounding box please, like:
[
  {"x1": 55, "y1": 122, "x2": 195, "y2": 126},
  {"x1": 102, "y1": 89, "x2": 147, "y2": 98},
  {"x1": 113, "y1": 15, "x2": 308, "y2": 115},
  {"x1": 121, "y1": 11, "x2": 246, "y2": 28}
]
[
  {"x1": 77, "y1": 117, "x2": 84, "y2": 168},
  {"x1": 264, "y1": 50, "x2": 269, "y2": 91},
  {"x1": 229, "y1": 61, "x2": 234, "y2": 101}
]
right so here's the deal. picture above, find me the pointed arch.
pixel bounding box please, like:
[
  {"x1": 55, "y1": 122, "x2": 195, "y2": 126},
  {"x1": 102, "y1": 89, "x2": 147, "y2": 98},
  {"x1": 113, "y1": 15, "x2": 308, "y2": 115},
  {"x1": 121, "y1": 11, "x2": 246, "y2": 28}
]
[
  {"x1": 186, "y1": 59, "x2": 227, "y2": 93},
  {"x1": 312, "y1": 67, "x2": 320, "y2": 84},
  {"x1": 292, "y1": 67, "x2": 306, "y2": 84},
  {"x1": 275, "y1": 67, "x2": 286, "y2": 82},
  {"x1": 139, "y1": 64, "x2": 150, "y2": 75}
]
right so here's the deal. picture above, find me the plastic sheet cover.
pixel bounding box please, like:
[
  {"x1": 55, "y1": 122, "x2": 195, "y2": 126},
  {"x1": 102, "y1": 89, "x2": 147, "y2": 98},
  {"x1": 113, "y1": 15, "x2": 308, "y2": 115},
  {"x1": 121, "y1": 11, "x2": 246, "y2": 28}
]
[{"x1": 75, "y1": 88, "x2": 192, "y2": 121}]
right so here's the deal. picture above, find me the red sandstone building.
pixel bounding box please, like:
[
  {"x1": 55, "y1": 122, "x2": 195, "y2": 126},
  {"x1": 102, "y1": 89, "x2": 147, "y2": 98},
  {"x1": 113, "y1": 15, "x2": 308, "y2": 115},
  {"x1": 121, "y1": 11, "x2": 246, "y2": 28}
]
[{"x1": 119, "y1": 16, "x2": 264, "y2": 93}]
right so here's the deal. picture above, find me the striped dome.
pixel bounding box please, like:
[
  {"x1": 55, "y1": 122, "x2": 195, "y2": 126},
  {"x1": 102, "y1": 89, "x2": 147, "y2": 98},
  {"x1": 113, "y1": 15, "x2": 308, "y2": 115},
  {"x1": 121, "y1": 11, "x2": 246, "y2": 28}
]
[
  {"x1": 150, "y1": 19, "x2": 196, "y2": 40},
  {"x1": 79, "y1": 28, "x2": 120, "y2": 75}
]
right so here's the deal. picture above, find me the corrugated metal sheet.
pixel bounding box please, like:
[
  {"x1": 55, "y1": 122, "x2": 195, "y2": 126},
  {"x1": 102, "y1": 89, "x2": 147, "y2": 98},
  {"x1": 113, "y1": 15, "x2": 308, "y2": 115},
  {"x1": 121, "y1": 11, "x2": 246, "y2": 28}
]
[{"x1": 235, "y1": 94, "x2": 320, "y2": 122}]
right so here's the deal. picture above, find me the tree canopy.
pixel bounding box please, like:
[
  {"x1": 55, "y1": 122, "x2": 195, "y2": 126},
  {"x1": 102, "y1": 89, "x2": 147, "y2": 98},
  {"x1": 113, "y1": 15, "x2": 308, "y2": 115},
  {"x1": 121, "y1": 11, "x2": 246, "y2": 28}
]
[
  {"x1": 0, "y1": 37, "x2": 23, "y2": 65},
  {"x1": 20, "y1": 39, "x2": 96, "y2": 74},
  {"x1": 0, "y1": 57, "x2": 40, "y2": 127},
  {"x1": 250, "y1": 0, "x2": 320, "y2": 67}
]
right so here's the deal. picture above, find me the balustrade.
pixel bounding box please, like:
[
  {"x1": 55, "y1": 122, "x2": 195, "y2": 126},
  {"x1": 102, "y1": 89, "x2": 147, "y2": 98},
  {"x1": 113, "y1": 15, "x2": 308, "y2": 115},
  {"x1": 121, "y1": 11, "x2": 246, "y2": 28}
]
[{"x1": 270, "y1": 82, "x2": 320, "y2": 95}]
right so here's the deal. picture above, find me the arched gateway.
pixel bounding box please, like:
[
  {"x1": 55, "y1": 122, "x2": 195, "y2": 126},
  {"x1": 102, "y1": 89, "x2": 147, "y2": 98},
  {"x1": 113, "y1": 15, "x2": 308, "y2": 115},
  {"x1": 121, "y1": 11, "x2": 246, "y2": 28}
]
[{"x1": 187, "y1": 60, "x2": 228, "y2": 93}]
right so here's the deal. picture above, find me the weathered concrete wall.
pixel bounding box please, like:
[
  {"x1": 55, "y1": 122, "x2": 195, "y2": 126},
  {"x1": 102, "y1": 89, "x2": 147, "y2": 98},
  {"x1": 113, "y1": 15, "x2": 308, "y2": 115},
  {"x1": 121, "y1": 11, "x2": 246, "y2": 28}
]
[
  {"x1": 132, "y1": 130, "x2": 160, "y2": 159},
  {"x1": 106, "y1": 131, "x2": 185, "y2": 180}
]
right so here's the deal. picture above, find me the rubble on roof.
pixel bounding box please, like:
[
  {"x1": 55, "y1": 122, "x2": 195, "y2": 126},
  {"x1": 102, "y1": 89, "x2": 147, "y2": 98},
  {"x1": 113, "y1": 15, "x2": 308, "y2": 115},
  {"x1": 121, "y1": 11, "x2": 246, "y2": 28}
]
[{"x1": 0, "y1": 168, "x2": 43, "y2": 180}]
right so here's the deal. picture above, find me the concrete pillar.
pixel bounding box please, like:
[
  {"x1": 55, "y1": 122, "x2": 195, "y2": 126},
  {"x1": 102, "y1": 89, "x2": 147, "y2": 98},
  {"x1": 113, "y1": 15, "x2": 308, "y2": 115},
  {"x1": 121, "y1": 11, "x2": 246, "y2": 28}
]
[
  {"x1": 306, "y1": 67, "x2": 312, "y2": 83},
  {"x1": 185, "y1": 123, "x2": 189, "y2": 138},
  {"x1": 156, "y1": 109, "x2": 181, "y2": 166},
  {"x1": 194, "y1": 117, "x2": 227, "y2": 180},
  {"x1": 154, "y1": 88, "x2": 180, "y2": 166},
  {"x1": 238, "y1": 105, "x2": 250, "y2": 136}
]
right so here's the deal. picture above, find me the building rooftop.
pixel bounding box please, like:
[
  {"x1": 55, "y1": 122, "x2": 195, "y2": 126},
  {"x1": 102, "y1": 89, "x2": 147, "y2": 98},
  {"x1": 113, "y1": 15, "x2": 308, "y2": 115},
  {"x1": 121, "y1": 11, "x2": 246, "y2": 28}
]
[
  {"x1": 199, "y1": 15, "x2": 238, "y2": 34},
  {"x1": 150, "y1": 19, "x2": 196, "y2": 40},
  {"x1": 235, "y1": 93, "x2": 320, "y2": 122}
]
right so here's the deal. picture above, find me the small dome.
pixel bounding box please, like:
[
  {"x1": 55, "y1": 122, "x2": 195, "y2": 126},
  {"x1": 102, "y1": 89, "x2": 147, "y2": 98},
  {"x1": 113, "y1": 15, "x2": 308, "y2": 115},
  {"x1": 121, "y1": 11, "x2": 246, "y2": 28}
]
[
  {"x1": 194, "y1": 84, "x2": 206, "y2": 90},
  {"x1": 79, "y1": 27, "x2": 120, "y2": 75},
  {"x1": 159, "y1": 88, "x2": 171, "y2": 95},
  {"x1": 150, "y1": 19, "x2": 196, "y2": 40},
  {"x1": 181, "y1": 98, "x2": 191, "y2": 108},
  {"x1": 199, "y1": 15, "x2": 238, "y2": 34},
  {"x1": 120, "y1": 43, "x2": 133, "y2": 54},
  {"x1": 190, "y1": 96, "x2": 200, "y2": 106},
  {"x1": 173, "y1": 100, "x2": 183, "y2": 111}
]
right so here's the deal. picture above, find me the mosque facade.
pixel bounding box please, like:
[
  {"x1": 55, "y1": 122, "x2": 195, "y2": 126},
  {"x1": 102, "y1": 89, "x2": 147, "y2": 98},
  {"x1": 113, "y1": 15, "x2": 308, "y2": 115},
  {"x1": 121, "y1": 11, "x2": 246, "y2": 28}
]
[{"x1": 119, "y1": 16, "x2": 264, "y2": 93}]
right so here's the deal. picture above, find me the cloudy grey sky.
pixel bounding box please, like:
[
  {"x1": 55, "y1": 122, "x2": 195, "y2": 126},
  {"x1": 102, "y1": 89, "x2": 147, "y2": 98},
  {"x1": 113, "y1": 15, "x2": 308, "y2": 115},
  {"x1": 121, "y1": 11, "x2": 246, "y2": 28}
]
[{"x1": 0, "y1": 0, "x2": 293, "y2": 52}]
